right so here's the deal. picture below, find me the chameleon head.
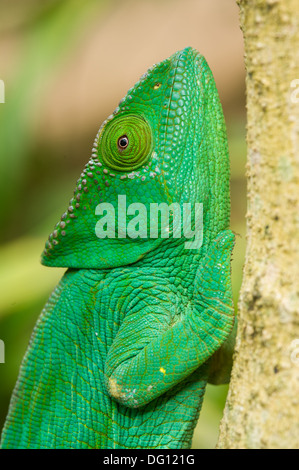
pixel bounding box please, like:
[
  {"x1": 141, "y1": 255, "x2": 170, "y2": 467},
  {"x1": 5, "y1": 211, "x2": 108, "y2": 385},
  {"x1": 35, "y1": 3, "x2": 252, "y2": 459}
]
[{"x1": 41, "y1": 47, "x2": 230, "y2": 269}]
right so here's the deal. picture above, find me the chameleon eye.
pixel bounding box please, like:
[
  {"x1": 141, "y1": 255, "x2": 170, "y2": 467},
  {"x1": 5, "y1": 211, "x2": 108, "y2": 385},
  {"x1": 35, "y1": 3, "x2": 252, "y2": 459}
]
[
  {"x1": 153, "y1": 82, "x2": 161, "y2": 90},
  {"x1": 99, "y1": 114, "x2": 153, "y2": 171},
  {"x1": 117, "y1": 135, "x2": 129, "y2": 151}
]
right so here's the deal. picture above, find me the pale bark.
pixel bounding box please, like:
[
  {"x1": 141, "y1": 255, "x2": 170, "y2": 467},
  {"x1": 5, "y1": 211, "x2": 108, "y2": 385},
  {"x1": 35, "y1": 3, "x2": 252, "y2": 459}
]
[{"x1": 217, "y1": 0, "x2": 299, "y2": 449}]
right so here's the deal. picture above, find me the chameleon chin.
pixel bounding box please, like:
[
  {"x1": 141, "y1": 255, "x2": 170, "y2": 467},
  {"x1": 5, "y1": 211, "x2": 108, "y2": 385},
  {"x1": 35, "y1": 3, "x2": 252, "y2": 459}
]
[{"x1": 0, "y1": 47, "x2": 236, "y2": 449}]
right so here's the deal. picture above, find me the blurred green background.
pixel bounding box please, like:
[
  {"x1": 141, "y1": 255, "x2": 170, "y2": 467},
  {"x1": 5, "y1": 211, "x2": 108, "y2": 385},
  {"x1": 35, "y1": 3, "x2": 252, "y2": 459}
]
[{"x1": 0, "y1": 0, "x2": 246, "y2": 449}]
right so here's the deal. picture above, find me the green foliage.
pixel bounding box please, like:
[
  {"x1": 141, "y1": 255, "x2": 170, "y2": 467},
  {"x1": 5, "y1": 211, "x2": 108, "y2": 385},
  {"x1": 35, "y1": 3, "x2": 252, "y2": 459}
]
[{"x1": 0, "y1": 0, "x2": 108, "y2": 241}]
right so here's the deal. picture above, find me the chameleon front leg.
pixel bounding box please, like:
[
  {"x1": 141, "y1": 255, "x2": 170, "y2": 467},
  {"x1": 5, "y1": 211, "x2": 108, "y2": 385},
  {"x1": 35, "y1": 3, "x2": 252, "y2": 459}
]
[
  {"x1": 207, "y1": 315, "x2": 237, "y2": 385},
  {"x1": 104, "y1": 229, "x2": 235, "y2": 408}
]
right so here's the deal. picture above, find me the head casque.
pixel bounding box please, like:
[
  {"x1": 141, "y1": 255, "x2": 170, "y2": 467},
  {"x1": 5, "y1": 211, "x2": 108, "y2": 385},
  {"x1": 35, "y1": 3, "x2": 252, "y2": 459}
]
[{"x1": 41, "y1": 47, "x2": 230, "y2": 269}]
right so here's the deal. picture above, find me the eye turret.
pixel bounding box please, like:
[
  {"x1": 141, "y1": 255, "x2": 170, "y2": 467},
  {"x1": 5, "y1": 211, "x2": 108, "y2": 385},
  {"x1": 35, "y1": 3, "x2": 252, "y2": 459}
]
[{"x1": 98, "y1": 114, "x2": 153, "y2": 171}]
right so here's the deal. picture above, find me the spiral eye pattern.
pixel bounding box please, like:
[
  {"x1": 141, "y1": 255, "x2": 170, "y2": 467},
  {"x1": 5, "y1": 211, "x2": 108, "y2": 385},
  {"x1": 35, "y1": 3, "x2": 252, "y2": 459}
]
[{"x1": 98, "y1": 114, "x2": 153, "y2": 171}]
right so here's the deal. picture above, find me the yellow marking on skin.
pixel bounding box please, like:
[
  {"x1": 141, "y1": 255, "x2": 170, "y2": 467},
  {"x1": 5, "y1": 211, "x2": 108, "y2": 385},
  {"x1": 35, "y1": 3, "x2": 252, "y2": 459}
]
[
  {"x1": 109, "y1": 378, "x2": 121, "y2": 399},
  {"x1": 159, "y1": 367, "x2": 166, "y2": 375},
  {"x1": 154, "y1": 82, "x2": 161, "y2": 90}
]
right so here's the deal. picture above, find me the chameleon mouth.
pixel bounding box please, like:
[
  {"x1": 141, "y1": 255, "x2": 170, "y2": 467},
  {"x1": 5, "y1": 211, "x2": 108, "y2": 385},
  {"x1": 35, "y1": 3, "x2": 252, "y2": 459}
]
[
  {"x1": 43, "y1": 109, "x2": 162, "y2": 261},
  {"x1": 43, "y1": 152, "x2": 105, "y2": 258}
]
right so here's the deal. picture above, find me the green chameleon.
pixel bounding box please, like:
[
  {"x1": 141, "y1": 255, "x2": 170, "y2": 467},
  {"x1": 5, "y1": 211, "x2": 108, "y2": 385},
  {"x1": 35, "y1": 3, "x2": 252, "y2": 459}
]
[{"x1": 1, "y1": 47, "x2": 236, "y2": 449}]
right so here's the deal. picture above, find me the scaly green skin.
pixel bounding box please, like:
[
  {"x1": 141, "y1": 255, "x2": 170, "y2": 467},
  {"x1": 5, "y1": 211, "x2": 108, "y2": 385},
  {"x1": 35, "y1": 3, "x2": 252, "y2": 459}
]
[{"x1": 0, "y1": 48, "x2": 235, "y2": 449}]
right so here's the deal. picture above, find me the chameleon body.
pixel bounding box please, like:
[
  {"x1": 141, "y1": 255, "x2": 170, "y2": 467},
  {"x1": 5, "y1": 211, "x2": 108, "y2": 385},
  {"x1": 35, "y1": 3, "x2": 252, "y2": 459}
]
[{"x1": 0, "y1": 47, "x2": 235, "y2": 449}]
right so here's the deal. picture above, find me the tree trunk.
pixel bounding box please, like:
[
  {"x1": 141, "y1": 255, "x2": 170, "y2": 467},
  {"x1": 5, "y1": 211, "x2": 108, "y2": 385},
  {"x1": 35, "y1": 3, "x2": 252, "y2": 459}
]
[{"x1": 217, "y1": 0, "x2": 299, "y2": 449}]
